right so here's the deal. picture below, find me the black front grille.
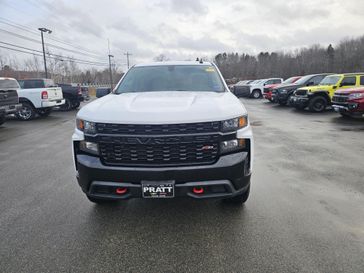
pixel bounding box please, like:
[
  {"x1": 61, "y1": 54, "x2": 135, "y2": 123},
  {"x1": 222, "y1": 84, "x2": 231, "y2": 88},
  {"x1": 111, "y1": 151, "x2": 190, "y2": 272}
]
[
  {"x1": 0, "y1": 90, "x2": 18, "y2": 107},
  {"x1": 234, "y1": 86, "x2": 250, "y2": 92},
  {"x1": 332, "y1": 95, "x2": 348, "y2": 103},
  {"x1": 295, "y1": 89, "x2": 307, "y2": 96},
  {"x1": 98, "y1": 135, "x2": 220, "y2": 166},
  {"x1": 96, "y1": 121, "x2": 221, "y2": 135}
]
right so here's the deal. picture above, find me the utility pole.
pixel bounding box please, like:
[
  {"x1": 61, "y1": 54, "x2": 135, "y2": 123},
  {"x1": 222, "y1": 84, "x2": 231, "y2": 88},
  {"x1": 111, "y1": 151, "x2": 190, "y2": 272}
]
[
  {"x1": 108, "y1": 39, "x2": 114, "y2": 89},
  {"x1": 38, "y1": 27, "x2": 52, "y2": 78},
  {"x1": 124, "y1": 52, "x2": 132, "y2": 69}
]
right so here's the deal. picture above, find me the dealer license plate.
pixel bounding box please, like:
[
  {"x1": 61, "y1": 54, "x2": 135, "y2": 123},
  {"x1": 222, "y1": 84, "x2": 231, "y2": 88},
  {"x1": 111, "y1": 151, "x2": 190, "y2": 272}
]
[{"x1": 142, "y1": 181, "x2": 175, "y2": 198}]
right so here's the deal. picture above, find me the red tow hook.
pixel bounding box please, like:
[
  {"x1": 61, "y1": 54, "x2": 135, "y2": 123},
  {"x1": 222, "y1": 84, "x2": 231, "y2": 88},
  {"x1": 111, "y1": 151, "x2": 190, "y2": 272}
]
[
  {"x1": 115, "y1": 187, "x2": 128, "y2": 195},
  {"x1": 192, "y1": 187, "x2": 204, "y2": 194}
]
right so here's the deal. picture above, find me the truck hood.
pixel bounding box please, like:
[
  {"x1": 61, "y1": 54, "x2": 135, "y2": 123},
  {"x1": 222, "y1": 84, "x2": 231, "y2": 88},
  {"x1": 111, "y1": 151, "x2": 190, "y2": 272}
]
[
  {"x1": 335, "y1": 87, "x2": 364, "y2": 95},
  {"x1": 77, "y1": 91, "x2": 247, "y2": 124},
  {"x1": 275, "y1": 83, "x2": 300, "y2": 91},
  {"x1": 298, "y1": 85, "x2": 332, "y2": 92}
]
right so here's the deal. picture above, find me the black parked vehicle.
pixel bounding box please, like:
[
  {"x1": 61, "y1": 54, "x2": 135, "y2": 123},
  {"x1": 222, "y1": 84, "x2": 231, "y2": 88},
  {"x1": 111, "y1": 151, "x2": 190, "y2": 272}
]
[
  {"x1": 57, "y1": 83, "x2": 84, "y2": 111},
  {"x1": 272, "y1": 73, "x2": 332, "y2": 106},
  {"x1": 0, "y1": 77, "x2": 22, "y2": 125},
  {"x1": 96, "y1": 87, "x2": 111, "y2": 98}
]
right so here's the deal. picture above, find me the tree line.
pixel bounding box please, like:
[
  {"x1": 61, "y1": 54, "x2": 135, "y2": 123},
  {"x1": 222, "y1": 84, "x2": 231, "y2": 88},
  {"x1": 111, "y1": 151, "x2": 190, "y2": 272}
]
[
  {"x1": 214, "y1": 35, "x2": 364, "y2": 81},
  {"x1": 0, "y1": 51, "x2": 123, "y2": 85}
]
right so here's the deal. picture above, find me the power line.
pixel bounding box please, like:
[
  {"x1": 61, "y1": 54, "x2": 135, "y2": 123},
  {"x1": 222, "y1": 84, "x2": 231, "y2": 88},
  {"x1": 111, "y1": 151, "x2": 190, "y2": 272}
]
[
  {"x1": 0, "y1": 35, "x2": 109, "y2": 66},
  {"x1": 0, "y1": 45, "x2": 109, "y2": 67},
  {"x1": 0, "y1": 16, "x2": 102, "y2": 57},
  {"x1": 0, "y1": 41, "x2": 109, "y2": 65},
  {"x1": 0, "y1": 26, "x2": 105, "y2": 61}
]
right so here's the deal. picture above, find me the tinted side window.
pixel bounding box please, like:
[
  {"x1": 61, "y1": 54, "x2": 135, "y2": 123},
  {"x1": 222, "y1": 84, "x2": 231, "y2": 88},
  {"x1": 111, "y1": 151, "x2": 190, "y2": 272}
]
[
  {"x1": 341, "y1": 76, "x2": 356, "y2": 86},
  {"x1": 18, "y1": 80, "x2": 25, "y2": 88},
  {"x1": 272, "y1": 79, "x2": 281, "y2": 84},
  {"x1": 265, "y1": 80, "x2": 273, "y2": 85},
  {"x1": 311, "y1": 75, "x2": 325, "y2": 85},
  {"x1": 360, "y1": 76, "x2": 364, "y2": 85},
  {"x1": 23, "y1": 80, "x2": 44, "y2": 89}
]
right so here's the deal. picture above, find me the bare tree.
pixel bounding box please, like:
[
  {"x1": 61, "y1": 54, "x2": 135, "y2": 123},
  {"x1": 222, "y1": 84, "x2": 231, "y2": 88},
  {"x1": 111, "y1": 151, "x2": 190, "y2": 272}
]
[{"x1": 154, "y1": 54, "x2": 169, "y2": 62}]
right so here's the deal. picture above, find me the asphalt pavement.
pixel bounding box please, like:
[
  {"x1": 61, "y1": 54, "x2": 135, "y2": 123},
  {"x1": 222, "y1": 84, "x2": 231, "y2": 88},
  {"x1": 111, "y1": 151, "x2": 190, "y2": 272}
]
[{"x1": 0, "y1": 99, "x2": 363, "y2": 273}]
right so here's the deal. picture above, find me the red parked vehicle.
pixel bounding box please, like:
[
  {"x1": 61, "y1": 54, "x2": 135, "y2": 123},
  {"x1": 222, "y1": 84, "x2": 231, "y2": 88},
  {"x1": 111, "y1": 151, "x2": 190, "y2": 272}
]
[
  {"x1": 332, "y1": 86, "x2": 364, "y2": 118},
  {"x1": 264, "y1": 76, "x2": 301, "y2": 102}
]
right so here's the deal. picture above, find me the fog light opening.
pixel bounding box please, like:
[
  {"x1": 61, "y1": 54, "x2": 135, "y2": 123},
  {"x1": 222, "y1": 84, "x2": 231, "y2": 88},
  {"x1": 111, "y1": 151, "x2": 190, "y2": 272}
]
[
  {"x1": 115, "y1": 187, "x2": 128, "y2": 195},
  {"x1": 192, "y1": 187, "x2": 204, "y2": 194}
]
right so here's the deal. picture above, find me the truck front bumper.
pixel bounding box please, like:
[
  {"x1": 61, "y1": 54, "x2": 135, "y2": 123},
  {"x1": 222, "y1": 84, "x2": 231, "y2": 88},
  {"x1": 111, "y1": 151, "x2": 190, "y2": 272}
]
[
  {"x1": 75, "y1": 152, "x2": 251, "y2": 200},
  {"x1": 263, "y1": 92, "x2": 273, "y2": 100},
  {"x1": 290, "y1": 96, "x2": 309, "y2": 108},
  {"x1": 333, "y1": 103, "x2": 364, "y2": 116},
  {"x1": 41, "y1": 99, "x2": 65, "y2": 108},
  {"x1": 0, "y1": 103, "x2": 22, "y2": 115}
]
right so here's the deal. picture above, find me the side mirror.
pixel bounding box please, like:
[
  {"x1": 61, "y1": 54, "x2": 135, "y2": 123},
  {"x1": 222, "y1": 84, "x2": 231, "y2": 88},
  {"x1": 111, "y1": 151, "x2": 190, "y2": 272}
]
[{"x1": 96, "y1": 87, "x2": 111, "y2": 98}]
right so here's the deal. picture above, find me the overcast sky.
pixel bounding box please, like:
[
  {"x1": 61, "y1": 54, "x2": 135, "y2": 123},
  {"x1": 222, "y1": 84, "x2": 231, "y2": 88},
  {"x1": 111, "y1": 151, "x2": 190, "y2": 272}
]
[{"x1": 1, "y1": 0, "x2": 364, "y2": 71}]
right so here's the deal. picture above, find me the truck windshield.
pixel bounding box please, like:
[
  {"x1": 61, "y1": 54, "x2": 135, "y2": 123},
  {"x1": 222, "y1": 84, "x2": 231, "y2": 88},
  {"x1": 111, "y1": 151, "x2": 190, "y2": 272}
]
[
  {"x1": 0, "y1": 79, "x2": 20, "y2": 89},
  {"x1": 294, "y1": 75, "x2": 313, "y2": 85},
  {"x1": 320, "y1": 76, "x2": 340, "y2": 85},
  {"x1": 283, "y1": 77, "x2": 298, "y2": 84},
  {"x1": 115, "y1": 65, "x2": 225, "y2": 93}
]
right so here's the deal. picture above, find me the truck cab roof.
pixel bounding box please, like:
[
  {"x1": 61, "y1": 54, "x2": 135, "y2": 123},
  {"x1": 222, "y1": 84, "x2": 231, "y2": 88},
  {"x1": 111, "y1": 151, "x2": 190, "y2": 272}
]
[{"x1": 134, "y1": 61, "x2": 214, "y2": 67}]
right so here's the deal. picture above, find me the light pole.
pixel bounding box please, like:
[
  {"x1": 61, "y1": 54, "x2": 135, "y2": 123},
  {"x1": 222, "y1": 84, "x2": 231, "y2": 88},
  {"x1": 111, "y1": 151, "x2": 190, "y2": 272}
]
[
  {"x1": 124, "y1": 52, "x2": 132, "y2": 69},
  {"x1": 108, "y1": 54, "x2": 114, "y2": 89},
  {"x1": 38, "y1": 27, "x2": 52, "y2": 78}
]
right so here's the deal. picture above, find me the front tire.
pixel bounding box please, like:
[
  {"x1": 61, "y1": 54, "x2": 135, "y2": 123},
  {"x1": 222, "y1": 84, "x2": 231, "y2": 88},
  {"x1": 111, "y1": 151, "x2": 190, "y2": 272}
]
[
  {"x1": 223, "y1": 186, "x2": 250, "y2": 205},
  {"x1": 37, "y1": 108, "x2": 52, "y2": 117},
  {"x1": 59, "y1": 98, "x2": 72, "y2": 111},
  {"x1": 16, "y1": 102, "x2": 36, "y2": 120},
  {"x1": 340, "y1": 112, "x2": 352, "y2": 118},
  {"x1": 251, "y1": 90, "x2": 261, "y2": 99},
  {"x1": 72, "y1": 101, "x2": 81, "y2": 109},
  {"x1": 308, "y1": 96, "x2": 328, "y2": 112},
  {"x1": 278, "y1": 100, "x2": 287, "y2": 106}
]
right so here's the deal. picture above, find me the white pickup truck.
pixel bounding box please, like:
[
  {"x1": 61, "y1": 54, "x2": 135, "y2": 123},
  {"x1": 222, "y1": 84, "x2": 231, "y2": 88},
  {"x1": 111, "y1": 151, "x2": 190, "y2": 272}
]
[
  {"x1": 233, "y1": 78, "x2": 283, "y2": 98},
  {"x1": 73, "y1": 61, "x2": 253, "y2": 206},
  {"x1": 17, "y1": 79, "x2": 65, "y2": 120}
]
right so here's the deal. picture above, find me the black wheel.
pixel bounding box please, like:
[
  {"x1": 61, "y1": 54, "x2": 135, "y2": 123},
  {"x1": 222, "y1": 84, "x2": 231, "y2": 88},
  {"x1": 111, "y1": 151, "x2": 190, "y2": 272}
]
[
  {"x1": 308, "y1": 96, "x2": 327, "y2": 112},
  {"x1": 59, "y1": 98, "x2": 72, "y2": 111},
  {"x1": 86, "y1": 195, "x2": 118, "y2": 204},
  {"x1": 340, "y1": 112, "x2": 352, "y2": 118},
  {"x1": 37, "y1": 108, "x2": 52, "y2": 117},
  {"x1": 294, "y1": 104, "x2": 305, "y2": 110},
  {"x1": 251, "y1": 90, "x2": 261, "y2": 99},
  {"x1": 72, "y1": 101, "x2": 81, "y2": 109},
  {"x1": 278, "y1": 100, "x2": 287, "y2": 106},
  {"x1": 0, "y1": 115, "x2": 5, "y2": 126},
  {"x1": 16, "y1": 102, "x2": 36, "y2": 120},
  {"x1": 223, "y1": 186, "x2": 250, "y2": 205}
]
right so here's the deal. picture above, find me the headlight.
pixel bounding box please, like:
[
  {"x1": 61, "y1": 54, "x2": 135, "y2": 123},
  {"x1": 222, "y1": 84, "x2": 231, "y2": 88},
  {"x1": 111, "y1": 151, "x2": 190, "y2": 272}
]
[
  {"x1": 76, "y1": 119, "x2": 96, "y2": 134},
  {"x1": 80, "y1": 141, "x2": 99, "y2": 155},
  {"x1": 220, "y1": 139, "x2": 246, "y2": 154},
  {"x1": 348, "y1": 93, "x2": 364, "y2": 100},
  {"x1": 221, "y1": 116, "x2": 248, "y2": 132}
]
